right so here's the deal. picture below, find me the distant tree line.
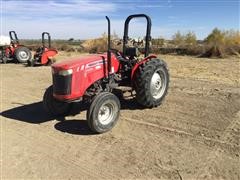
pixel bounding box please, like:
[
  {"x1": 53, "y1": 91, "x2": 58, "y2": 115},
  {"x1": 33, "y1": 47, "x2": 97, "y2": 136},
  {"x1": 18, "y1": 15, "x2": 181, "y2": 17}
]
[{"x1": 22, "y1": 28, "x2": 240, "y2": 58}]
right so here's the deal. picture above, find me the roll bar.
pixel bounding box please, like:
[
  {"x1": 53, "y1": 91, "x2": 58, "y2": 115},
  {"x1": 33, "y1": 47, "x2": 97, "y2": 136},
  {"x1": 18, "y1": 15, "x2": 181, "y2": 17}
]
[
  {"x1": 9, "y1": 31, "x2": 19, "y2": 44},
  {"x1": 42, "y1": 32, "x2": 51, "y2": 48},
  {"x1": 122, "y1": 14, "x2": 152, "y2": 57}
]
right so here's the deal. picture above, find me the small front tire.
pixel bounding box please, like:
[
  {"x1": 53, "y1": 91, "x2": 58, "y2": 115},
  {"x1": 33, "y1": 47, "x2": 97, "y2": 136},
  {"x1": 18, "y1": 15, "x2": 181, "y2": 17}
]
[
  {"x1": 2, "y1": 57, "x2": 7, "y2": 64},
  {"x1": 27, "y1": 59, "x2": 35, "y2": 67},
  {"x1": 43, "y1": 86, "x2": 72, "y2": 116},
  {"x1": 87, "y1": 92, "x2": 120, "y2": 133}
]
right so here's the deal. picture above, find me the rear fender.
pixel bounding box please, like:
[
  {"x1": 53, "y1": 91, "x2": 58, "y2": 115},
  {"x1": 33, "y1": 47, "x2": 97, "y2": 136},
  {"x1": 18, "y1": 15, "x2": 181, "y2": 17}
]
[
  {"x1": 131, "y1": 55, "x2": 157, "y2": 80},
  {"x1": 6, "y1": 44, "x2": 23, "y2": 56},
  {"x1": 41, "y1": 49, "x2": 58, "y2": 64},
  {"x1": 5, "y1": 47, "x2": 12, "y2": 57}
]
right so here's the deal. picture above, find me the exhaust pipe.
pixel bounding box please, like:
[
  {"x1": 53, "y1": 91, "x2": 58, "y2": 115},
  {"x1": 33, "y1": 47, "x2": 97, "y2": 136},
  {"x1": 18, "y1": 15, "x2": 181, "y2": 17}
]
[{"x1": 105, "y1": 16, "x2": 111, "y2": 78}]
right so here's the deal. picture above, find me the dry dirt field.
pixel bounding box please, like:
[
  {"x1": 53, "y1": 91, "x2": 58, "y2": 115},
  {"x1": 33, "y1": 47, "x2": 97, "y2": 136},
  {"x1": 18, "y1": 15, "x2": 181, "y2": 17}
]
[{"x1": 1, "y1": 52, "x2": 240, "y2": 179}]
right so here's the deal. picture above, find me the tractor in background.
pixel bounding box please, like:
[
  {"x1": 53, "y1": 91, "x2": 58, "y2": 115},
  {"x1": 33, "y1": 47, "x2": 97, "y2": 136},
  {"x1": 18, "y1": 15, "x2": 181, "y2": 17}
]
[
  {"x1": 0, "y1": 31, "x2": 32, "y2": 64},
  {"x1": 28, "y1": 32, "x2": 58, "y2": 66},
  {"x1": 43, "y1": 14, "x2": 169, "y2": 133}
]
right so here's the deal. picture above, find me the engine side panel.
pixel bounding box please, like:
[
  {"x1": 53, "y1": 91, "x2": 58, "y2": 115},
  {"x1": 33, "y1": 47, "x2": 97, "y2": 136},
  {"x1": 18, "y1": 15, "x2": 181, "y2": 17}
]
[{"x1": 53, "y1": 53, "x2": 120, "y2": 101}]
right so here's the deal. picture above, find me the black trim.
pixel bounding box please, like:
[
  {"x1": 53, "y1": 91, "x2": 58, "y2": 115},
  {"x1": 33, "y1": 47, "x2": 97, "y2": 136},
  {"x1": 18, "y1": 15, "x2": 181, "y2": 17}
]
[
  {"x1": 105, "y1": 16, "x2": 111, "y2": 79},
  {"x1": 53, "y1": 74, "x2": 72, "y2": 95}
]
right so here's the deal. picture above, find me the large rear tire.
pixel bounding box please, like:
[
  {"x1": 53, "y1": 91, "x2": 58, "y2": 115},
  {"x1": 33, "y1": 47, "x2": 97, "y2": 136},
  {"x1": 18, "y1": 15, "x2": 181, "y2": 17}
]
[
  {"x1": 43, "y1": 86, "x2": 72, "y2": 116},
  {"x1": 87, "y1": 92, "x2": 120, "y2": 133},
  {"x1": 14, "y1": 46, "x2": 32, "y2": 63},
  {"x1": 134, "y1": 58, "x2": 169, "y2": 108}
]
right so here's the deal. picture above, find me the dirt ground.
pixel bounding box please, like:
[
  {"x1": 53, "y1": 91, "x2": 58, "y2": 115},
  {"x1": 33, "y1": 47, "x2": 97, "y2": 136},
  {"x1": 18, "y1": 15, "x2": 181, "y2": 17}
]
[{"x1": 1, "y1": 52, "x2": 240, "y2": 179}]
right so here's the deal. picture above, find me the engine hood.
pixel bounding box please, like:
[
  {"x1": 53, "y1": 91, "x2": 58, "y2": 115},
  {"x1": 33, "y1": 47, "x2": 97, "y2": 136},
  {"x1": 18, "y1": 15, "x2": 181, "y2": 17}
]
[{"x1": 52, "y1": 53, "x2": 107, "y2": 70}]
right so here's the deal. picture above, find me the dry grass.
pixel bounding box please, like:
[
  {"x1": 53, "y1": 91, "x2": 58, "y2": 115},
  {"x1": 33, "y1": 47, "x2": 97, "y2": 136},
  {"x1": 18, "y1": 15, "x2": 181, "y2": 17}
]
[{"x1": 161, "y1": 54, "x2": 240, "y2": 86}]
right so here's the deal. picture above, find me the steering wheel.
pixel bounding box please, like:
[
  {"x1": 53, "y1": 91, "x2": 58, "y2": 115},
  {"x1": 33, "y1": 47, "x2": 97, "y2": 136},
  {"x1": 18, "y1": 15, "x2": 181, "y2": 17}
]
[{"x1": 110, "y1": 48, "x2": 122, "y2": 57}]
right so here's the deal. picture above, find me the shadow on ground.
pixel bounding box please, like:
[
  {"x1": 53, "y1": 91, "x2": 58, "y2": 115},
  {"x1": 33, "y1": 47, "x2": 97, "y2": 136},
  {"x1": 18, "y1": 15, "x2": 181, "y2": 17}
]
[
  {"x1": 120, "y1": 98, "x2": 144, "y2": 110},
  {"x1": 54, "y1": 120, "x2": 96, "y2": 135},
  {"x1": 1, "y1": 101, "x2": 94, "y2": 135},
  {"x1": 1, "y1": 102, "x2": 54, "y2": 123},
  {"x1": 1, "y1": 97, "x2": 143, "y2": 135},
  {"x1": 1, "y1": 101, "x2": 86, "y2": 124}
]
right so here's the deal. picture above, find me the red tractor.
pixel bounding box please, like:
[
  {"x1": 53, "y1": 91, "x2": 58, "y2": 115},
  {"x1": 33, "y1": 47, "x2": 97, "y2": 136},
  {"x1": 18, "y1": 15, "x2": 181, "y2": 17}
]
[
  {"x1": 43, "y1": 14, "x2": 169, "y2": 133},
  {"x1": 0, "y1": 31, "x2": 32, "y2": 64},
  {"x1": 28, "y1": 32, "x2": 58, "y2": 66}
]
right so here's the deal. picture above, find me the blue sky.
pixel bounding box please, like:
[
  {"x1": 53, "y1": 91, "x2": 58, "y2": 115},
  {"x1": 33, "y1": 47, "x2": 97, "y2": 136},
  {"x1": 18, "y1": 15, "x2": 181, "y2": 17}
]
[{"x1": 1, "y1": 0, "x2": 239, "y2": 39}]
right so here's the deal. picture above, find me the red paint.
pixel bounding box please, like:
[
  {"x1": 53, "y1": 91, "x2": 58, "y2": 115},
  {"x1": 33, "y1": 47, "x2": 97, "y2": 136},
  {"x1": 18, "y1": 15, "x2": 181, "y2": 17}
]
[
  {"x1": 5, "y1": 44, "x2": 23, "y2": 57},
  {"x1": 41, "y1": 49, "x2": 58, "y2": 64},
  {"x1": 130, "y1": 54, "x2": 157, "y2": 79},
  {"x1": 52, "y1": 53, "x2": 119, "y2": 101}
]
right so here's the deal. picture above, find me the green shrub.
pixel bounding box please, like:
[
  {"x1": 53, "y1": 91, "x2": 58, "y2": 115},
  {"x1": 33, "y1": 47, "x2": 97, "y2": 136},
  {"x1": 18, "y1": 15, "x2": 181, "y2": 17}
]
[
  {"x1": 203, "y1": 28, "x2": 240, "y2": 57},
  {"x1": 185, "y1": 32, "x2": 197, "y2": 46},
  {"x1": 172, "y1": 31, "x2": 185, "y2": 47},
  {"x1": 172, "y1": 31, "x2": 197, "y2": 47}
]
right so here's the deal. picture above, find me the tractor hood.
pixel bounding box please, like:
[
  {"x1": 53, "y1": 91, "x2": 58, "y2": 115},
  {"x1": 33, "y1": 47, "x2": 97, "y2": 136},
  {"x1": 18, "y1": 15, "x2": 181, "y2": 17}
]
[
  {"x1": 51, "y1": 52, "x2": 120, "y2": 101},
  {"x1": 52, "y1": 53, "x2": 108, "y2": 71}
]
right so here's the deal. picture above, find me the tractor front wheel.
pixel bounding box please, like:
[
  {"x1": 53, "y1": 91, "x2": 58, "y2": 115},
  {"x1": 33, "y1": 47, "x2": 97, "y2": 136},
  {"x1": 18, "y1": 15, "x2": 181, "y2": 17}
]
[
  {"x1": 43, "y1": 86, "x2": 72, "y2": 116},
  {"x1": 2, "y1": 57, "x2": 7, "y2": 64},
  {"x1": 14, "y1": 47, "x2": 32, "y2": 63},
  {"x1": 134, "y1": 58, "x2": 169, "y2": 108},
  {"x1": 87, "y1": 92, "x2": 120, "y2": 133},
  {"x1": 27, "y1": 59, "x2": 35, "y2": 67}
]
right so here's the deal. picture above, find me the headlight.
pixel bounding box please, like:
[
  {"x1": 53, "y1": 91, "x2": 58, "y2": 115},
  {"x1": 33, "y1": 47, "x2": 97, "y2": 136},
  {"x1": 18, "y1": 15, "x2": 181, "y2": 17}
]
[{"x1": 58, "y1": 69, "x2": 73, "y2": 76}]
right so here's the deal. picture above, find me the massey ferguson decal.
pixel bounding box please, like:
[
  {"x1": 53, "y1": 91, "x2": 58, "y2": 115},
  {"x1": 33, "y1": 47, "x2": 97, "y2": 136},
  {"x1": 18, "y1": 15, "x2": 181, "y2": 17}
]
[{"x1": 85, "y1": 60, "x2": 107, "y2": 69}]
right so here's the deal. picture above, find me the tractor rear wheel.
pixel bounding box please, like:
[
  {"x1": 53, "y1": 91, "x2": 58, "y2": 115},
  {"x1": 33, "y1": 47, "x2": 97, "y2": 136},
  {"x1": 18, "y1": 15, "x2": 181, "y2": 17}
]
[
  {"x1": 87, "y1": 92, "x2": 120, "y2": 133},
  {"x1": 14, "y1": 47, "x2": 32, "y2": 63},
  {"x1": 43, "y1": 86, "x2": 72, "y2": 116},
  {"x1": 134, "y1": 58, "x2": 169, "y2": 108}
]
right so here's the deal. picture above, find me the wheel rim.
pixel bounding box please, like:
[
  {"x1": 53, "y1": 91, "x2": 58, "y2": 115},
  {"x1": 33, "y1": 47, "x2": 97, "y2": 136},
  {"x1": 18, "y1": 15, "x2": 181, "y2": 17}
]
[
  {"x1": 98, "y1": 102, "x2": 115, "y2": 125},
  {"x1": 19, "y1": 51, "x2": 29, "y2": 61},
  {"x1": 150, "y1": 68, "x2": 167, "y2": 99}
]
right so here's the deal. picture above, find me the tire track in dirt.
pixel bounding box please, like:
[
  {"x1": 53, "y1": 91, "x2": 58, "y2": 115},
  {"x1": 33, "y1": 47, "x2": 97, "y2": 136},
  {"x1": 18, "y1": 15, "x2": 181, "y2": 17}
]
[
  {"x1": 123, "y1": 117, "x2": 239, "y2": 149},
  {"x1": 4, "y1": 126, "x2": 116, "y2": 179},
  {"x1": 5, "y1": 119, "x2": 178, "y2": 179},
  {"x1": 195, "y1": 111, "x2": 240, "y2": 179},
  {"x1": 4, "y1": 113, "x2": 191, "y2": 179},
  {"x1": 134, "y1": 112, "x2": 228, "y2": 135}
]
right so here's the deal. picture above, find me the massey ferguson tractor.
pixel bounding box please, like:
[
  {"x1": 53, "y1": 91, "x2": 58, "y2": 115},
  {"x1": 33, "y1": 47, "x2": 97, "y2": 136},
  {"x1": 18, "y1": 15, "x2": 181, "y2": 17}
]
[
  {"x1": 28, "y1": 32, "x2": 58, "y2": 66},
  {"x1": 0, "y1": 31, "x2": 32, "y2": 64},
  {"x1": 43, "y1": 14, "x2": 169, "y2": 133}
]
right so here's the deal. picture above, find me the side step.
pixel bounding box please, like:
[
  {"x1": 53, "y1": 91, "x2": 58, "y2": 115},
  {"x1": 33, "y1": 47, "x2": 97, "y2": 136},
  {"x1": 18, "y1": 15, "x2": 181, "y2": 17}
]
[{"x1": 114, "y1": 86, "x2": 132, "y2": 92}]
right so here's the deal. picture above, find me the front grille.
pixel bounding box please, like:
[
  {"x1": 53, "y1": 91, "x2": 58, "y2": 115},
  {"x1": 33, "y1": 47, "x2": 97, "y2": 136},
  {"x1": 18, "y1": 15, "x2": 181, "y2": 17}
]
[{"x1": 53, "y1": 73, "x2": 72, "y2": 95}]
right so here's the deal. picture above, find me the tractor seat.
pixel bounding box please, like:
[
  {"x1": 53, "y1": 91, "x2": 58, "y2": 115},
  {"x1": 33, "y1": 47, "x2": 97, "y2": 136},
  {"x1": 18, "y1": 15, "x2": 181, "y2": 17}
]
[
  {"x1": 36, "y1": 47, "x2": 45, "y2": 54},
  {"x1": 125, "y1": 47, "x2": 139, "y2": 58}
]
